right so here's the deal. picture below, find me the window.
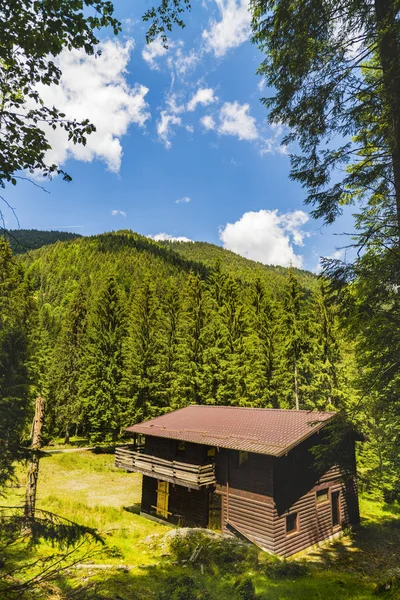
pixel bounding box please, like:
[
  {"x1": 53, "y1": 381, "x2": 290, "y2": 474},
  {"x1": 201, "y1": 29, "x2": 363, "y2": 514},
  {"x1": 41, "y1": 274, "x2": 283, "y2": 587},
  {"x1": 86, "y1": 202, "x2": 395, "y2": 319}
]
[
  {"x1": 332, "y1": 491, "x2": 340, "y2": 526},
  {"x1": 316, "y1": 488, "x2": 329, "y2": 504},
  {"x1": 286, "y1": 512, "x2": 298, "y2": 535}
]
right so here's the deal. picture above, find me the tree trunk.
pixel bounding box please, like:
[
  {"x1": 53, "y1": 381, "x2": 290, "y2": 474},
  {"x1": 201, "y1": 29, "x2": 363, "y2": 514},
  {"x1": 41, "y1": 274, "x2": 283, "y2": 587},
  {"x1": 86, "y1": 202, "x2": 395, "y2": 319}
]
[
  {"x1": 25, "y1": 396, "x2": 45, "y2": 520},
  {"x1": 375, "y1": 0, "x2": 400, "y2": 236}
]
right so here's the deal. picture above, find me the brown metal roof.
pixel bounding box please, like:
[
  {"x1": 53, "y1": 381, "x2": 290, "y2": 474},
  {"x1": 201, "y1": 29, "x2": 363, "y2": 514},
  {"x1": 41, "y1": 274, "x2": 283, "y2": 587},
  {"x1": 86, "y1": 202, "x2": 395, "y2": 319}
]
[{"x1": 125, "y1": 406, "x2": 335, "y2": 457}]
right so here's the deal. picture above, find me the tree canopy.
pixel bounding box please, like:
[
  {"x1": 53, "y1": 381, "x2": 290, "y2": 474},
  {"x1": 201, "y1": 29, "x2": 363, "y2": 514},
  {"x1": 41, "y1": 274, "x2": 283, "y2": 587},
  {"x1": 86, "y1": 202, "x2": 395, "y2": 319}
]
[{"x1": 0, "y1": 0, "x2": 120, "y2": 191}]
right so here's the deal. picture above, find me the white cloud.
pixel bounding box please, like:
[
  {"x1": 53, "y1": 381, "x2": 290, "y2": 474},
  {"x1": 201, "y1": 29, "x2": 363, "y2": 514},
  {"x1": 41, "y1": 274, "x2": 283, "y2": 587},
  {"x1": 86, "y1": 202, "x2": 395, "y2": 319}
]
[
  {"x1": 260, "y1": 123, "x2": 288, "y2": 155},
  {"x1": 112, "y1": 210, "x2": 127, "y2": 217},
  {"x1": 314, "y1": 249, "x2": 345, "y2": 273},
  {"x1": 142, "y1": 36, "x2": 169, "y2": 69},
  {"x1": 219, "y1": 209, "x2": 310, "y2": 267},
  {"x1": 218, "y1": 101, "x2": 258, "y2": 140},
  {"x1": 37, "y1": 39, "x2": 150, "y2": 173},
  {"x1": 187, "y1": 88, "x2": 218, "y2": 111},
  {"x1": 258, "y1": 77, "x2": 266, "y2": 92},
  {"x1": 174, "y1": 47, "x2": 200, "y2": 77},
  {"x1": 202, "y1": 0, "x2": 251, "y2": 57},
  {"x1": 166, "y1": 93, "x2": 186, "y2": 114},
  {"x1": 157, "y1": 111, "x2": 182, "y2": 149},
  {"x1": 176, "y1": 196, "x2": 191, "y2": 204},
  {"x1": 149, "y1": 233, "x2": 193, "y2": 242},
  {"x1": 201, "y1": 115, "x2": 216, "y2": 130}
]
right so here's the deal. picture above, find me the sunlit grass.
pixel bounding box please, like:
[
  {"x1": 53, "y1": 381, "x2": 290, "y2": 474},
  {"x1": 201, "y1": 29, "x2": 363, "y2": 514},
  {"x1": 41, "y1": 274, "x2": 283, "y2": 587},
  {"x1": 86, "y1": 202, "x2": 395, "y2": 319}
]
[{"x1": 3, "y1": 452, "x2": 400, "y2": 599}]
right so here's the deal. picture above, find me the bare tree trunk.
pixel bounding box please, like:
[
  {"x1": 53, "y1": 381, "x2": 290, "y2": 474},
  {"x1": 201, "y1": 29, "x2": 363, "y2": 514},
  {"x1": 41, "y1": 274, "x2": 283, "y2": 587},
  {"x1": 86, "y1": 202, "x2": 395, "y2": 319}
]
[
  {"x1": 375, "y1": 0, "x2": 400, "y2": 235},
  {"x1": 25, "y1": 396, "x2": 45, "y2": 520}
]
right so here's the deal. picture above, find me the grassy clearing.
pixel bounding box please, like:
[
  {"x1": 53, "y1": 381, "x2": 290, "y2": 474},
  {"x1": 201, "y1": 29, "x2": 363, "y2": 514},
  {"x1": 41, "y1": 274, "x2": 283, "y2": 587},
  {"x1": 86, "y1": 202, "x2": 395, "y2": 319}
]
[{"x1": 2, "y1": 451, "x2": 400, "y2": 599}]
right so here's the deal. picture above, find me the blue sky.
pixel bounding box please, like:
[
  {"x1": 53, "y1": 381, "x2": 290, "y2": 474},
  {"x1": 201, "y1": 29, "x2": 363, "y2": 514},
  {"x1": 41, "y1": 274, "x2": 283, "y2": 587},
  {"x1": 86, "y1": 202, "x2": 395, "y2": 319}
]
[{"x1": 4, "y1": 0, "x2": 356, "y2": 271}]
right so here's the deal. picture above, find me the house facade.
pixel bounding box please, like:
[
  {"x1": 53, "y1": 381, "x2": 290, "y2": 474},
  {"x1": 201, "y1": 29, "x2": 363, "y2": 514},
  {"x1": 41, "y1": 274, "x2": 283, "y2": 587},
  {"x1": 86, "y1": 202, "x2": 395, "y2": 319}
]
[{"x1": 116, "y1": 406, "x2": 360, "y2": 557}]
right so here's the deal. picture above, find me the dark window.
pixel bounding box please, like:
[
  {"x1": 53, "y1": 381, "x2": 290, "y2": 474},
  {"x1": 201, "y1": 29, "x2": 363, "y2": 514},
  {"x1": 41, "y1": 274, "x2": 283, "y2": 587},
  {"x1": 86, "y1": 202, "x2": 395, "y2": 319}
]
[
  {"x1": 176, "y1": 441, "x2": 186, "y2": 456},
  {"x1": 238, "y1": 451, "x2": 248, "y2": 466},
  {"x1": 332, "y1": 491, "x2": 340, "y2": 526},
  {"x1": 316, "y1": 488, "x2": 329, "y2": 504},
  {"x1": 286, "y1": 512, "x2": 298, "y2": 535}
]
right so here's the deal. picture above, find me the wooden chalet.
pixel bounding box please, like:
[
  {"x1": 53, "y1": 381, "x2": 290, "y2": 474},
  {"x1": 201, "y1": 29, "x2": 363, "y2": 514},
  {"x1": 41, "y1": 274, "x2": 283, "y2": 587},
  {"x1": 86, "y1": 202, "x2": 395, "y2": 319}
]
[{"x1": 116, "y1": 406, "x2": 360, "y2": 557}]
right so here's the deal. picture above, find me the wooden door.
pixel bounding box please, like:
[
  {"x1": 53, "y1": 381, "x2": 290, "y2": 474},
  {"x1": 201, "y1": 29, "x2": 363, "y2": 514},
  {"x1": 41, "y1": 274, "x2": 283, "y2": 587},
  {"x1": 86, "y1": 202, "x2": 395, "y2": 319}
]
[
  {"x1": 208, "y1": 491, "x2": 222, "y2": 530},
  {"x1": 156, "y1": 481, "x2": 170, "y2": 519}
]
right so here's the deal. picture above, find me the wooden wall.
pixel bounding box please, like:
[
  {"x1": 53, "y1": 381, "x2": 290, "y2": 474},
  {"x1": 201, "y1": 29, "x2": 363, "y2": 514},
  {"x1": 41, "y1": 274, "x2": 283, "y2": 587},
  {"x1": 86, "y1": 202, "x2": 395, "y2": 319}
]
[
  {"x1": 139, "y1": 434, "x2": 360, "y2": 558},
  {"x1": 141, "y1": 475, "x2": 209, "y2": 527},
  {"x1": 144, "y1": 436, "x2": 209, "y2": 465}
]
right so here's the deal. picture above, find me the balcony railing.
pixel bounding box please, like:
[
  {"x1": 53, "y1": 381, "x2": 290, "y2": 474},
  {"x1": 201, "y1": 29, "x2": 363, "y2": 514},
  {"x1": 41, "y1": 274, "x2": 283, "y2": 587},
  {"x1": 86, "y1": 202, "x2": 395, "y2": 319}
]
[{"x1": 115, "y1": 445, "x2": 216, "y2": 489}]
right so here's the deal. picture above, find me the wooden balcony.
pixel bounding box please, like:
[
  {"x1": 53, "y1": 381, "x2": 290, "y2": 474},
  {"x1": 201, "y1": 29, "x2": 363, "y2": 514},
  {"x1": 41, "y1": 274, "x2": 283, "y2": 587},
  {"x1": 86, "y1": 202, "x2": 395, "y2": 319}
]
[{"x1": 115, "y1": 445, "x2": 216, "y2": 490}]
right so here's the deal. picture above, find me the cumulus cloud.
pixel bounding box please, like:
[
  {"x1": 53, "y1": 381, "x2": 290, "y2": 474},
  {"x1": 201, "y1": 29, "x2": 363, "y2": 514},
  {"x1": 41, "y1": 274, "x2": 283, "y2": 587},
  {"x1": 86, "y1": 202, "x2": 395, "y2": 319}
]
[
  {"x1": 202, "y1": 0, "x2": 251, "y2": 57},
  {"x1": 149, "y1": 233, "x2": 193, "y2": 242},
  {"x1": 37, "y1": 39, "x2": 150, "y2": 172},
  {"x1": 112, "y1": 210, "x2": 127, "y2": 217},
  {"x1": 218, "y1": 101, "x2": 258, "y2": 140},
  {"x1": 174, "y1": 47, "x2": 200, "y2": 77},
  {"x1": 157, "y1": 111, "x2": 182, "y2": 149},
  {"x1": 187, "y1": 88, "x2": 218, "y2": 111},
  {"x1": 260, "y1": 123, "x2": 288, "y2": 155},
  {"x1": 142, "y1": 36, "x2": 169, "y2": 69},
  {"x1": 201, "y1": 115, "x2": 216, "y2": 130},
  {"x1": 219, "y1": 209, "x2": 310, "y2": 267},
  {"x1": 314, "y1": 249, "x2": 345, "y2": 273},
  {"x1": 166, "y1": 93, "x2": 186, "y2": 114},
  {"x1": 176, "y1": 196, "x2": 191, "y2": 204}
]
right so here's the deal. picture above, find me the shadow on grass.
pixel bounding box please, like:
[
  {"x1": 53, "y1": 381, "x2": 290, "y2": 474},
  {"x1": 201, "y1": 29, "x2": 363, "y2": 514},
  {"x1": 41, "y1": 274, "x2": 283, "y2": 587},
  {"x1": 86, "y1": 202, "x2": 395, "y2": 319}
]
[
  {"x1": 122, "y1": 504, "x2": 141, "y2": 515},
  {"x1": 307, "y1": 512, "x2": 400, "y2": 579},
  {"x1": 45, "y1": 522, "x2": 399, "y2": 600}
]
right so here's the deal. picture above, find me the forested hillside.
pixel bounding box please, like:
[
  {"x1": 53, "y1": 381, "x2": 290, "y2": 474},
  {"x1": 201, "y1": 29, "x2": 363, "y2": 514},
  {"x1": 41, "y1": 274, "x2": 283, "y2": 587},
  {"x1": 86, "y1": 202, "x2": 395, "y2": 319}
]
[
  {"x1": 4, "y1": 228, "x2": 81, "y2": 254},
  {"x1": 18, "y1": 230, "x2": 346, "y2": 446}
]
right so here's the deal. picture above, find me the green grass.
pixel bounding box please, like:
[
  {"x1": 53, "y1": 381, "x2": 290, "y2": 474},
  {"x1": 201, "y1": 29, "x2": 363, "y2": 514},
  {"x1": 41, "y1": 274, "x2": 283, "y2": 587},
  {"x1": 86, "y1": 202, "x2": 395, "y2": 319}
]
[{"x1": 2, "y1": 452, "x2": 400, "y2": 599}]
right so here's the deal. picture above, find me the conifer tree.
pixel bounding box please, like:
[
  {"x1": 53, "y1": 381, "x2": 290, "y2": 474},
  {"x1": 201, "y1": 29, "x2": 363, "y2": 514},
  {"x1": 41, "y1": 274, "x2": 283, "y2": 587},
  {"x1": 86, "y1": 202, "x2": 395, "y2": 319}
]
[
  {"x1": 159, "y1": 282, "x2": 182, "y2": 410},
  {"x1": 247, "y1": 278, "x2": 278, "y2": 407},
  {"x1": 217, "y1": 277, "x2": 249, "y2": 405},
  {"x1": 0, "y1": 238, "x2": 32, "y2": 487},
  {"x1": 79, "y1": 276, "x2": 127, "y2": 442},
  {"x1": 127, "y1": 279, "x2": 164, "y2": 421},
  {"x1": 48, "y1": 283, "x2": 88, "y2": 441},
  {"x1": 176, "y1": 273, "x2": 210, "y2": 406},
  {"x1": 308, "y1": 281, "x2": 343, "y2": 411},
  {"x1": 275, "y1": 268, "x2": 308, "y2": 410}
]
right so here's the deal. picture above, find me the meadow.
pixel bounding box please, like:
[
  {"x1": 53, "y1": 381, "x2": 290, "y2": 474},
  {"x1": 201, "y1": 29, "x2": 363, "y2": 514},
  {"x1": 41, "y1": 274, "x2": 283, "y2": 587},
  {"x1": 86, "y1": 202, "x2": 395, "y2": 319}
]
[{"x1": 2, "y1": 450, "x2": 400, "y2": 599}]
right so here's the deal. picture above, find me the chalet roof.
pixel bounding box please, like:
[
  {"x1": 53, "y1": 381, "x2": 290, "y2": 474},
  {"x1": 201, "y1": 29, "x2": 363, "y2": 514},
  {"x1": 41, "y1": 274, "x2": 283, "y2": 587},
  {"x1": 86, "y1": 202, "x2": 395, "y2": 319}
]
[{"x1": 125, "y1": 406, "x2": 335, "y2": 457}]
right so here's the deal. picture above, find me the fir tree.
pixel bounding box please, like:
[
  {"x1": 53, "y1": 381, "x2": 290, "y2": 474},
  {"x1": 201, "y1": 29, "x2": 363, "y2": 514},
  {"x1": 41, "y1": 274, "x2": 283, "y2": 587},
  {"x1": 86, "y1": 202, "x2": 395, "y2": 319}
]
[
  {"x1": 79, "y1": 276, "x2": 127, "y2": 442},
  {"x1": 247, "y1": 278, "x2": 278, "y2": 407},
  {"x1": 0, "y1": 238, "x2": 32, "y2": 487},
  {"x1": 176, "y1": 273, "x2": 210, "y2": 406},
  {"x1": 275, "y1": 268, "x2": 308, "y2": 410},
  {"x1": 47, "y1": 283, "x2": 88, "y2": 441},
  {"x1": 127, "y1": 279, "x2": 164, "y2": 421}
]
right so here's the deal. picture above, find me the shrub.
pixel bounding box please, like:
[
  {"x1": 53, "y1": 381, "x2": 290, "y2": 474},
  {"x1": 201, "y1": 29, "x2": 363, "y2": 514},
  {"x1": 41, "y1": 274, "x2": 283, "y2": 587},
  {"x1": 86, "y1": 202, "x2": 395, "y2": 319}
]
[
  {"x1": 168, "y1": 530, "x2": 259, "y2": 575},
  {"x1": 157, "y1": 574, "x2": 197, "y2": 600},
  {"x1": 265, "y1": 559, "x2": 309, "y2": 580},
  {"x1": 234, "y1": 576, "x2": 256, "y2": 600},
  {"x1": 156, "y1": 573, "x2": 211, "y2": 600}
]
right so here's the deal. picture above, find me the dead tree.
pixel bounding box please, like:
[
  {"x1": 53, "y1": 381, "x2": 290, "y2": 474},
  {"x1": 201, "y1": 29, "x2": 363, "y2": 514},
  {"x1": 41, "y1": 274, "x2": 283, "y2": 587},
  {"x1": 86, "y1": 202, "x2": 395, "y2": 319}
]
[{"x1": 25, "y1": 396, "x2": 46, "y2": 520}]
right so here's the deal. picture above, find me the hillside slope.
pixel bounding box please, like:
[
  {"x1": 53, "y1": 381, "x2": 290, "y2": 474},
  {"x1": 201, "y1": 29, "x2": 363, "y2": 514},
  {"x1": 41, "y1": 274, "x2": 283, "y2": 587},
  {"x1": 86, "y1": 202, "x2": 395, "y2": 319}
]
[
  {"x1": 17, "y1": 229, "x2": 347, "y2": 442},
  {"x1": 4, "y1": 228, "x2": 81, "y2": 254}
]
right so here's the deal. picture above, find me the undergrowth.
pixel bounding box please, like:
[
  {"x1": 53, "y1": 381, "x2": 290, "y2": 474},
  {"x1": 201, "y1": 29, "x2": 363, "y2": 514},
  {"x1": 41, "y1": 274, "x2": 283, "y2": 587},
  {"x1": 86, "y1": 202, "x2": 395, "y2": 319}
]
[{"x1": 1, "y1": 452, "x2": 400, "y2": 599}]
